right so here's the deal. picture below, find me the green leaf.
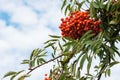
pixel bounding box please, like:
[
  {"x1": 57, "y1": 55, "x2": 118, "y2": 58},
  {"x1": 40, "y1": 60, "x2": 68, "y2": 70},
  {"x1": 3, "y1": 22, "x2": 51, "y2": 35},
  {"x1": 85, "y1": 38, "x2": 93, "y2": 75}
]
[
  {"x1": 3, "y1": 71, "x2": 16, "y2": 78},
  {"x1": 65, "y1": 36, "x2": 74, "y2": 41},
  {"x1": 37, "y1": 51, "x2": 47, "y2": 58},
  {"x1": 16, "y1": 70, "x2": 24, "y2": 76},
  {"x1": 39, "y1": 58, "x2": 46, "y2": 63},
  {"x1": 62, "y1": 37, "x2": 67, "y2": 43},
  {"x1": 10, "y1": 70, "x2": 24, "y2": 80},
  {"x1": 29, "y1": 59, "x2": 35, "y2": 68},
  {"x1": 52, "y1": 53, "x2": 55, "y2": 58},
  {"x1": 21, "y1": 60, "x2": 29, "y2": 64},
  {"x1": 63, "y1": 41, "x2": 74, "y2": 47},
  {"x1": 106, "y1": 0, "x2": 112, "y2": 11},
  {"x1": 92, "y1": 40, "x2": 102, "y2": 52},
  {"x1": 99, "y1": 0, "x2": 104, "y2": 9},
  {"x1": 86, "y1": 0, "x2": 90, "y2": 3},
  {"x1": 90, "y1": 2, "x2": 96, "y2": 18},
  {"x1": 30, "y1": 49, "x2": 35, "y2": 60},
  {"x1": 70, "y1": 0, "x2": 72, "y2": 2},
  {"x1": 73, "y1": 63, "x2": 77, "y2": 76},
  {"x1": 34, "y1": 49, "x2": 43, "y2": 57},
  {"x1": 77, "y1": 1, "x2": 85, "y2": 10},
  {"x1": 80, "y1": 54, "x2": 87, "y2": 69},
  {"x1": 87, "y1": 57, "x2": 92, "y2": 74},
  {"x1": 65, "y1": 4, "x2": 71, "y2": 15},
  {"x1": 58, "y1": 41, "x2": 63, "y2": 51},
  {"x1": 10, "y1": 75, "x2": 16, "y2": 80},
  {"x1": 30, "y1": 48, "x2": 44, "y2": 61},
  {"x1": 109, "y1": 61, "x2": 120, "y2": 67},
  {"x1": 59, "y1": 74, "x2": 65, "y2": 80},
  {"x1": 94, "y1": 48, "x2": 102, "y2": 55},
  {"x1": 92, "y1": 2, "x2": 99, "y2": 8},
  {"x1": 80, "y1": 77, "x2": 86, "y2": 80},
  {"x1": 80, "y1": 30, "x2": 93, "y2": 41},
  {"x1": 110, "y1": 3, "x2": 117, "y2": 12},
  {"x1": 107, "y1": 69, "x2": 111, "y2": 76},
  {"x1": 52, "y1": 46, "x2": 57, "y2": 55},
  {"x1": 76, "y1": 67, "x2": 81, "y2": 78},
  {"x1": 108, "y1": 47, "x2": 115, "y2": 54},
  {"x1": 61, "y1": 0, "x2": 67, "y2": 10},
  {"x1": 44, "y1": 39, "x2": 58, "y2": 44},
  {"x1": 49, "y1": 35, "x2": 61, "y2": 38},
  {"x1": 44, "y1": 42, "x2": 55, "y2": 48}
]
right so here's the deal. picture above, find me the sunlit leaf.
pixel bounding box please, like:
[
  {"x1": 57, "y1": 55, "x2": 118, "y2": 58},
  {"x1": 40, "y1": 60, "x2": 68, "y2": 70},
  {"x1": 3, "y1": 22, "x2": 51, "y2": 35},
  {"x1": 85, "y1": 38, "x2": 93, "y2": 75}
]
[
  {"x1": 18, "y1": 74, "x2": 30, "y2": 80},
  {"x1": 10, "y1": 70, "x2": 24, "y2": 80},
  {"x1": 109, "y1": 20, "x2": 118, "y2": 25}
]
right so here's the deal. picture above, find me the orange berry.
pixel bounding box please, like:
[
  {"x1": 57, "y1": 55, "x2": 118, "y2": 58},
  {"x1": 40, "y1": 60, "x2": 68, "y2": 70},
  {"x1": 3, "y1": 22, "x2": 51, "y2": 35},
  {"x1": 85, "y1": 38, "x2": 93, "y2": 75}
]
[
  {"x1": 59, "y1": 11, "x2": 102, "y2": 39},
  {"x1": 44, "y1": 78, "x2": 48, "y2": 80}
]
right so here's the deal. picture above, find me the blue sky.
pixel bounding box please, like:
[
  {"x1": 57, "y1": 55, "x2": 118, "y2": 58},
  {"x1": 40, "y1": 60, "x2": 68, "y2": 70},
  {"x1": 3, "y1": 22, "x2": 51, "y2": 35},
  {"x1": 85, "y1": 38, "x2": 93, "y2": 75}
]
[{"x1": 0, "y1": 0, "x2": 119, "y2": 80}]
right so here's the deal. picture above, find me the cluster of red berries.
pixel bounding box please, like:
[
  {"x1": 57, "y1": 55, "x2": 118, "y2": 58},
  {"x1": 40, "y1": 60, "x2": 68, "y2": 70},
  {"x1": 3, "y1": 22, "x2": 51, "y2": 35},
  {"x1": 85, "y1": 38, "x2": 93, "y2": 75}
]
[
  {"x1": 44, "y1": 74, "x2": 51, "y2": 80},
  {"x1": 59, "y1": 11, "x2": 102, "y2": 39}
]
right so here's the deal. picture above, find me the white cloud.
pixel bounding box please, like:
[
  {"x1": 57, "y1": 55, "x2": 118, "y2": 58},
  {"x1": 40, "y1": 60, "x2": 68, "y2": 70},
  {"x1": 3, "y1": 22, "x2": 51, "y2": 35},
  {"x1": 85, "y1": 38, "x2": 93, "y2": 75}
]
[
  {"x1": 0, "y1": 24, "x2": 53, "y2": 50},
  {"x1": 11, "y1": 6, "x2": 38, "y2": 26},
  {"x1": 0, "y1": 40, "x2": 9, "y2": 52},
  {"x1": 0, "y1": 0, "x2": 63, "y2": 50}
]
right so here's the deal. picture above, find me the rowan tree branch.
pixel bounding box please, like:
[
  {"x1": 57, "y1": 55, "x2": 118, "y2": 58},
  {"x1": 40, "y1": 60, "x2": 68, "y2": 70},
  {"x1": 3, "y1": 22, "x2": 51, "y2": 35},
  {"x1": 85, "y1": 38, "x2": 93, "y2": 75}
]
[{"x1": 27, "y1": 54, "x2": 64, "y2": 74}]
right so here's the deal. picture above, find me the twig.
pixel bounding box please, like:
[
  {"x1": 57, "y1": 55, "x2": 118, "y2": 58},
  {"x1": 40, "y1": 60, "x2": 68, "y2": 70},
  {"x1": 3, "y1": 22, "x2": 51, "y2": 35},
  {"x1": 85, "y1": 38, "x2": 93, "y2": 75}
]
[
  {"x1": 97, "y1": 64, "x2": 106, "y2": 80},
  {"x1": 27, "y1": 54, "x2": 64, "y2": 74}
]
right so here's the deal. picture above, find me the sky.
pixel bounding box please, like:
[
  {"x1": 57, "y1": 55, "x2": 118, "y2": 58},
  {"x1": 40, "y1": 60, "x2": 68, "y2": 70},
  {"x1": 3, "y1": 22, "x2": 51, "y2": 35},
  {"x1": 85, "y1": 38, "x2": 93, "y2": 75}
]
[{"x1": 0, "y1": 0, "x2": 119, "y2": 80}]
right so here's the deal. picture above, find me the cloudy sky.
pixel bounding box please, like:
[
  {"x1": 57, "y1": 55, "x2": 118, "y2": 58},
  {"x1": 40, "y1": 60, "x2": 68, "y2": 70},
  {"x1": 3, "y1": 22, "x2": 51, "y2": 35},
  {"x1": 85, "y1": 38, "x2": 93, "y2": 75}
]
[{"x1": 0, "y1": 0, "x2": 119, "y2": 80}]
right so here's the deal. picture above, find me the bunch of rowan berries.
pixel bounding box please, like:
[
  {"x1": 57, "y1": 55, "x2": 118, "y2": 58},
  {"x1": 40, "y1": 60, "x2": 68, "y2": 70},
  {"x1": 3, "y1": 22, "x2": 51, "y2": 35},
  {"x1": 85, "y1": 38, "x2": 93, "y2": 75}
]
[{"x1": 59, "y1": 11, "x2": 102, "y2": 39}]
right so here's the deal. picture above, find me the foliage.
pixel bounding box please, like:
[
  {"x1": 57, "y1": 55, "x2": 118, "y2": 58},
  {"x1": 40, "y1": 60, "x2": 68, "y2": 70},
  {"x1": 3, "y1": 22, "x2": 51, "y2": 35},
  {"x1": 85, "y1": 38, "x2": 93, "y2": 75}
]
[{"x1": 2, "y1": 0, "x2": 120, "y2": 80}]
